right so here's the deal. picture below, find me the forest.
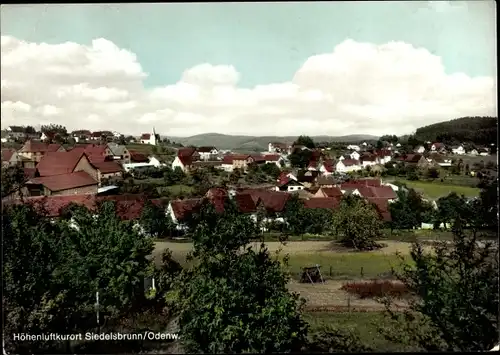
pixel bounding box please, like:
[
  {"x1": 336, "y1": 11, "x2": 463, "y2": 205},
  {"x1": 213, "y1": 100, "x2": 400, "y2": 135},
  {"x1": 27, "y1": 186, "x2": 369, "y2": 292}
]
[{"x1": 414, "y1": 116, "x2": 497, "y2": 145}]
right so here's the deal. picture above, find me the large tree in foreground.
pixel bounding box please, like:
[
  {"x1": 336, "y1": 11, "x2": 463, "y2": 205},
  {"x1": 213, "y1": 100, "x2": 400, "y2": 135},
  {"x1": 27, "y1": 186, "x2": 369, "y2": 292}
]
[
  {"x1": 381, "y1": 213, "x2": 499, "y2": 351},
  {"x1": 167, "y1": 198, "x2": 308, "y2": 353},
  {"x1": 3, "y1": 201, "x2": 155, "y2": 353},
  {"x1": 332, "y1": 196, "x2": 383, "y2": 250}
]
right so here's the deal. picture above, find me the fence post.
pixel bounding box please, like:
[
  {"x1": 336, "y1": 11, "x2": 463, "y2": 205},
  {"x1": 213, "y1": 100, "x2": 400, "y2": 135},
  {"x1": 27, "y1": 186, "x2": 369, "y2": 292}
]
[
  {"x1": 347, "y1": 294, "x2": 351, "y2": 313},
  {"x1": 329, "y1": 266, "x2": 332, "y2": 277},
  {"x1": 360, "y1": 267, "x2": 364, "y2": 278}
]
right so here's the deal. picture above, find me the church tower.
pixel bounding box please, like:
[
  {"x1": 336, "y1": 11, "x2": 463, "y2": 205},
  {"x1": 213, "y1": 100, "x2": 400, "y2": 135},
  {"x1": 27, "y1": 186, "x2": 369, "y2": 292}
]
[{"x1": 151, "y1": 127, "x2": 157, "y2": 146}]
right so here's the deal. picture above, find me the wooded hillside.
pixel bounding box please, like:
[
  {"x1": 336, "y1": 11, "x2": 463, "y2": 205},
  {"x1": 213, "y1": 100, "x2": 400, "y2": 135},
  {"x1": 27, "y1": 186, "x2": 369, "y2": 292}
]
[{"x1": 414, "y1": 116, "x2": 497, "y2": 145}]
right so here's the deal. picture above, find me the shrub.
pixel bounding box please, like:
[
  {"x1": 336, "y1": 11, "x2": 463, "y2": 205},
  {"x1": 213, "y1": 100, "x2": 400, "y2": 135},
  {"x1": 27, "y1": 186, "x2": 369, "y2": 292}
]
[{"x1": 340, "y1": 280, "x2": 410, "y2": 299}]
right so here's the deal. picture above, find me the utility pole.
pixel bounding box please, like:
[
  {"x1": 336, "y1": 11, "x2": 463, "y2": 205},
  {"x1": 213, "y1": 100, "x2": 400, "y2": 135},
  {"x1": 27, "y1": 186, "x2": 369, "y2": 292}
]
[{"x1": 95, "y1": 291, "x2": 100, "y2": 333}]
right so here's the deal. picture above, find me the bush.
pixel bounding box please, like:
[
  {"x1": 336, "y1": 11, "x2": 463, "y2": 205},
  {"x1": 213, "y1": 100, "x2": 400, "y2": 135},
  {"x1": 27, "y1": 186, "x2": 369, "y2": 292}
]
[{"x1": 340, "y1": 280, "x2": 410, "y2": 299}]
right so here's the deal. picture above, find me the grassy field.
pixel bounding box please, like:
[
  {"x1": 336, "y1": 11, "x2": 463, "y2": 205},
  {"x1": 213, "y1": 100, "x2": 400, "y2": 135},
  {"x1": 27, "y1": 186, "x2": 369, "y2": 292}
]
[
  {"x1": 126, "y1": 143, "x2": 157, "y2": 155},
  {"x1": 304, "y1": 311, "x2": 416, "y2": 352},
  {"x1": 395, "y1": 179, "x2": 480, "y2": 199},
  {"x1": 154, "y1": 240, "x2": 423, "y2": 280}
]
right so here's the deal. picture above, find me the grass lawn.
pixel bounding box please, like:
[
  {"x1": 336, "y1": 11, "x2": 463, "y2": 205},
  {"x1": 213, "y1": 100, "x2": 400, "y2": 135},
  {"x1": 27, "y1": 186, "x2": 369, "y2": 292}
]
[
  {"x1": 126, "y1": 143, "x2": 156, "y2": 155},
  {"x1": 155, "y1": 241, "x2": 415, "y2": 280},
  {"x1": 396, "y1": 179, "x2": 480, "y2": 199},
  {"x1": 303, "y1": 311, "x2": 416, "y2": 352}
]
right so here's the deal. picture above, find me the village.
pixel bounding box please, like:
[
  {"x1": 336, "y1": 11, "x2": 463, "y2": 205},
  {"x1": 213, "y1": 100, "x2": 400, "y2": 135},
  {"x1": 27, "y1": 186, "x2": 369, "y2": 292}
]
[{"x1": 1, "y1": 124, "x2": 496, "y2": 231}]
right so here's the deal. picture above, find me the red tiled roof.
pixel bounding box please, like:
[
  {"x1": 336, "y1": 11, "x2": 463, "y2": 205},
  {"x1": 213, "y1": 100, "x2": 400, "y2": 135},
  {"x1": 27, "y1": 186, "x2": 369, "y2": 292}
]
[
  {"x1": 356, "y1": 186, "x2": 377, "y2": 198},
  {"x1": 370, "y1": 186, "x2": 397, "y2": 199},
  {"x1": 304, "y1": 197, "x2": 340, "y2": 210},
  {"x1": 170, "y1": 198, "x2": 202, "y2": 220},
  {"x1": 1, "y1": 149, "x2": 15, "y2": 162},
  {"x1": 263, "y1": 154, "x2": 280, "y2": 162},
  {"x1": 178, "y1": 148, "x2": 197, "y2": 157},
  {"x1": 359, "y1": 178, "x2": 382, "y2": 187},
  {"x1": 206, "y1": 188, "x2": 228, "y2": 199},
  {"x1": 19, "y1": 140, "x2": 63, "y2": 153},
  {"x1": 129, "y1": 150, "x2": 149, "y2": 163},
  {"x1": 405, "y1": 154, "x2": 422, "y2": 163},
  {"x1": 321, "y1": 159, "x2": 335, "y2": 172},
  {"x1": 36, "y1": 151, "x2": 87, "y2": 176},
  {"x1": 319, "y1": 187, "x2": 343, "y2": 198},
  {"x1": 222, "y1": 155, "x2": 235, "y2": 164},
  {"x1": 92, "y1": 161, "x2": 123, "y2": 174},
  {"x1": 341, "y1": 159, "x2": 359, "y2": 167},
  {"x1": 432, "y1": 143, "x2": 445, "y2": 148},
  {"x1": 5, "y1": 194, "x2": 166, "y2": 220},
  {"x1": 141, "y1": 133, "x2": 151, "y2": 140},
  {"x1": 233, "y1": 193, "x2": 257, "y2": 213},
  {"x1": 361, "y1": 154, "x2": 377, "y2": 162},
  {"x1": 234, "y1": 155, "x2": 251, "y2": 161},
  {"x1": 366, "y1": 197, "x2": 392, "y2": 222},
  {"x1": 375, "y1": 149, "x2": 392, "y2": 157},
  {"x1": 28, "y1": 171, "x2": 98, "y2": 192},
  {"x1": 178, "y1": 155, "x2": 192, "y2": 166},
  {"x1": 307, "y1": 160, "x2": 318, "y2": 169},
  {"x1": 240, "y1": 190, "x2": 290, "y2": 213},
  {"x1": 24, "y1": 168, "x2": 37, "y2": 179}
]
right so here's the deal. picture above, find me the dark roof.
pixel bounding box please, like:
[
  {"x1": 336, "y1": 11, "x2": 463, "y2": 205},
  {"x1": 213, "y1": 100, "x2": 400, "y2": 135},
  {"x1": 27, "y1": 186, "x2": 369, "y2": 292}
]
[
  {"x1": 92, "y1": 161, "x2": 123, "y2": 174},
  {"x1": 197, "y1": 146, "x2": 216, "y2": 153},
  {"x1": 341, "y1": 159, "x2": 359, "y2": 166},
  {"x1": 297, "y1": 170, "x2": 320, "y2": 183},
  {"x1": 222, "y1": 155, "x2": 234, "y2": 164},
  {"x1": 178, "y1": 155, "x2": 193, "y2": 166},
  {"x1": 366, "y1": 197, "x2": 392, "y2": 221},
  {"x1": 178, "y1": 148, "x2": 197, "y2": 157},
  {"x1": 321, "y1": 159, "x2": 335, "y2": 172},
  {"x1": 36, "y1": 151, "x2": 88, "y2": 176},
  {"x1": 319, "y1": 187, "x2": 343, "y2": 198},
  {"x1": 1, "y1": 149, "x2": 15, "y2": 162},
  {"x1": 404, "y1": 154, "x2": 423, "y2": 163},
  {"x1": 170, "y1": 198, "x2": 202, "y2": 220},
  {"x1": 263, "y1": 154, "x2": 281, "y2": 162},
  {"x1": 279, "y1": 179, "x2": 304, "y2": 188},
  {"x1": 241, "y1": 190, "x2": 290, "y2": 213},
  {"x1": 23, "y1": 168, "x2": 38, "y2": 179},
  {"x1": 304, "y1": 197, "x2": 340, "y2": 210},
  {"x1": 141, "y1": 133, "x2": 151, "y2": 140},
  {"x1": 72, "y1": 130, "x2": 92, "y2": 136},
  {"x1": 19, "y1": 141, "x2": 63, "y2": 153},
  {"x1": 28, "y1": 171, "x2": 98, "y2": 192},
  {"x1": 129, "y1": 150, "x2": 149, "y2": 163},
  {"x1": 317, "y1": 175, "x2": 337, "y2": 185}
]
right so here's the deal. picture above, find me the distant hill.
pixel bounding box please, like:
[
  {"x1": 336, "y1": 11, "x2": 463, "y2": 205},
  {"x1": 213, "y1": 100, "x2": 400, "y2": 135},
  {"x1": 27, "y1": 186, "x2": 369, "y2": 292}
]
[
  {"x1": 414, "y1": 116, "x2": 497, "y2": 145},
  {"x1": 164, "y1": 133, "x2": 379, "y2": 151}
]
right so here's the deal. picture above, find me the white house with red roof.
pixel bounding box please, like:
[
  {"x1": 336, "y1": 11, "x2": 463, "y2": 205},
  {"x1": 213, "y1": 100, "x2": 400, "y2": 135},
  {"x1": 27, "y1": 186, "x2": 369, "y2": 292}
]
[
  {"x1": 318, "y1": 159, "x2": 335, "y2": 176},
  {"x1": 336, "y1": 159, "x2": 361, "y2": 173},
  {"x1": 140, "y1": 127, "x2": 158, "y2": 145}
]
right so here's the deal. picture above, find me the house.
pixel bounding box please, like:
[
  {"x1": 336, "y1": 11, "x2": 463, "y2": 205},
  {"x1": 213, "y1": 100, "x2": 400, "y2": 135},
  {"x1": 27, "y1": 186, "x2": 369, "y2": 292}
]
[
  {"x1": 91, "y1": 160, "x2": 123, "y2": 182},
  {"x1": 349, "y1": 151, "x2": 361, "y2": 161},
  {"x1": 361, "y1": 154, "x2": 378, "y2": 168},
  {"x1": 479, "y1": 148, "x2": 490, "y2": 156},
  {"x1": 403, "y1": 154, "x2": 424, "y2": 165},
  {"x1": 336, "y1": 159, "x2": 361, "y2": 173},
  {"x1": 451, "y1": 145, "x2": 466, "y2": 155},
  {"x1": 276, "y1": 171, "x2": 298, "y2": 185},
  {"x1": 318, "y1": 159, "x2": 335, "y2": 176},
  {"x1": 1, "y1": 149, "x2": 20, "y2": 167},
  {"x1": 415, "y1": 146, "x2": 426, "y2": 154},
  {"x1": 316, "y1": 175, "x2": 337, "y2": 188},
  {"x1": 430, "y1": 143, "x2": 446, "y2": 152},
  {"x1": 197, "y1": 146, "x2": 219, "y2": 161},
  {"x1": 354, "y1": 185, "x2": 397, "y2": 200},
  {"x1": 347, "y1": 144, "x2": 360, "y2": 151},
  {"x1": 71, "y1": 130, "x2": 92, "y2": 142},
  {"x1": 314, "y1": 187, "x2": 343, "y2": 199},
  {"x1": 225, "y1": 154, "x2": 253, "y2": 171},
  {"x1": 296, "y1": 170, "x2": 320, "y2": 188},
  {"x1": 6, "y1": 126, "x2": 26, "y2": 140},
  {"x1": 90, "y1": 131, "x2": 104, "y2": 141},
  {"x1": 263, "y1": 154, "x2": 283, "y2": 167},
  {"x1": 25, "y1": 171, "x2": 99, "y2": 196},
  {"x1": 220, "y1": 155, "x2": 235, "y2": 172},
  {"x1": 122, "y1": 157, "x2": 165, "y2": 173},
  {"x1": 107, "y1": 143, "x2": 131, "y2": 164},
  {"x1": 128, "y1": 150, "x2": 150, "y2": 163},
  {"x1": 171, "y1": 148, "x2": 199, "y2": 172},
  {"x1": 268, "y1": 142, "x2": 288, "y2": 153},
  {"x1": 304, "y1": 197, "x2": 341, "y2": 210},
  {"x1": 276, "y1": 179, "x2": 304, "y2": 192},
  {"x1": 366, "y1": 198, "x2": 392, "y2": 222},
  {"x1": 375, "y1": 149, "x2": 392, "y2": 164},
  {"x1": 17, "y1": 140, "x2": 65, "y2": 162},
  {"x1": 468, "y1": 149, "x2": 479, "y2": 156},
  {"x1": 140, "y1": 128, "x2": 158, "y2": 145}
]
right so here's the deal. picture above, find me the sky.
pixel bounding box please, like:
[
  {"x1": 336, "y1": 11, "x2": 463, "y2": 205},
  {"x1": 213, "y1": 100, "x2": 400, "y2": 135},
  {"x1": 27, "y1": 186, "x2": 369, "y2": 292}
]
[{"x1": 0, "y1": 1, "x2": 497, "y2": 137}]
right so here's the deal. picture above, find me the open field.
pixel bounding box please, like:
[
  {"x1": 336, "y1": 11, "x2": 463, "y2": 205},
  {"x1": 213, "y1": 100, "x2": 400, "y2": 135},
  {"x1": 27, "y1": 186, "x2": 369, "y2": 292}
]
[
  {"x1": 154, "y1": 240, "x2": 426, "y2": 310},
  {"x1": 394, "y1": 179, "x2": 480, "y2": 199},
  {"x1": 303, "y1": 311, "x2": 417, "y2": 352}
]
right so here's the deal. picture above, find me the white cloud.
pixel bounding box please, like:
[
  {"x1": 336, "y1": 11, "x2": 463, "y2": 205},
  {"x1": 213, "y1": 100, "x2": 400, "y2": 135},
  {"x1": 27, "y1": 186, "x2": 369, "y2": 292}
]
[{"x1": 1, "y1": 35, "x2": 496, "y2": 137}]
